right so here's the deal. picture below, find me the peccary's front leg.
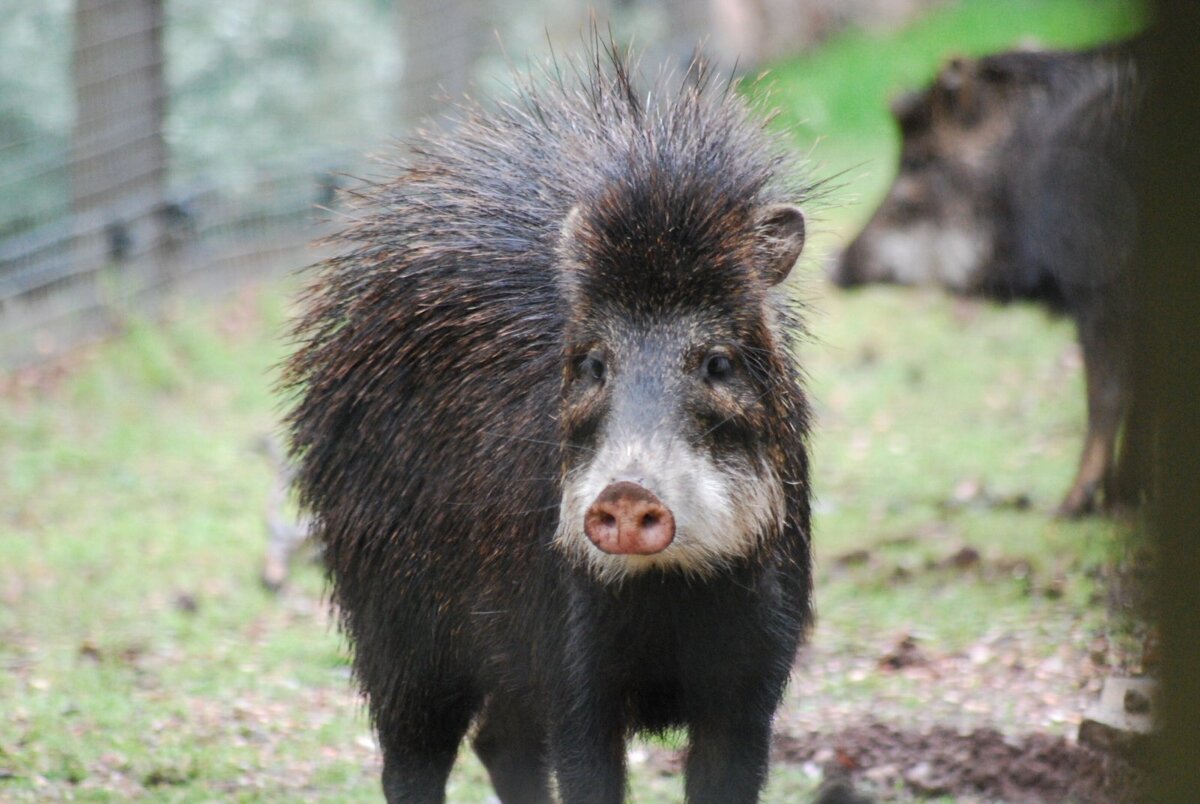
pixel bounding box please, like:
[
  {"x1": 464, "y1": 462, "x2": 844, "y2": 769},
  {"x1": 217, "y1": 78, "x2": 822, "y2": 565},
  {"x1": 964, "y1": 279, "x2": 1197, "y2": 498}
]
[
  {"x1": 473, "y1": 696, "x2": 554, "y2": 804},
  {"x1": 551, "y1": 712, "x2": 627, "y2": 804},
  {"x1": 678, "y1": 579, "x2": 799, "y2": 804},
  {"x1": 378, "y1": 687, "x2": 476, "y2": 804},
  {"x1": 549, "y1": 666, "x2": 627, "y2": 804},
  {"x1": 680, "y1": 658, "x2": 788, "y2": 804},
  {"x1": 548, "y1": 590, "x2": 628, "y2": 804}
]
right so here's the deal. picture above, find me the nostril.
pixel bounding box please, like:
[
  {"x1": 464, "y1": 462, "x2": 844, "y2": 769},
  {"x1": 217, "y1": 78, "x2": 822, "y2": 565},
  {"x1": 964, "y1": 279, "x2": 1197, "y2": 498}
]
[
  {"x1": 600, "y1": 512, "x2": 616, "y2": 528},
  {"x1": 641, "y1": 513, "x2": 658, "y2": 529}
]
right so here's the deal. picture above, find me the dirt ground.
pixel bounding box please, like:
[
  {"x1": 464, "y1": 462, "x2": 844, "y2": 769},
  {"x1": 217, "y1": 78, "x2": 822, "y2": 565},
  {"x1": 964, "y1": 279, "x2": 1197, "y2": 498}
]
[
  {"x1": 639, "y1": 634, "x2": 1147, "y2": 801},
  {"x1": 772, "y1": 721, "x2": 1139, "y2": 802},
  {"x1": 640, "y1": 547, "x2": 1153, "y2": 802}
]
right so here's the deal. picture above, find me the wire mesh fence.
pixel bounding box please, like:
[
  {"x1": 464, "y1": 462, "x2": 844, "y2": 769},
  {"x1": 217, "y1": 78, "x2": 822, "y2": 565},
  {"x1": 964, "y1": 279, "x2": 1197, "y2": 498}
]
[{"x1": 0, "y1": 0, "x2": 409, "y2": 365}]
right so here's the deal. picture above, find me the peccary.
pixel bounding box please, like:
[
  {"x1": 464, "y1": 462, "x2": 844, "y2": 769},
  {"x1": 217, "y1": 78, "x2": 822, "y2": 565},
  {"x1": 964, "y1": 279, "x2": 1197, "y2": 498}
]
[
  {"x1": 830, "y1": 41, "x2": 1143, "y2": 516},
  {"x1": 283, "y1": 46, "x2": 814, "y2": 803}
]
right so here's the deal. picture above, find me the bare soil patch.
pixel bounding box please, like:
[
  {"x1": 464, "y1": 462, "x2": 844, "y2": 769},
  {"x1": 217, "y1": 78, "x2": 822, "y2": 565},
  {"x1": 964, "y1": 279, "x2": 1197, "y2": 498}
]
[{"x1": 779, "y1": 721, "x2": 1141, "y2": 802}]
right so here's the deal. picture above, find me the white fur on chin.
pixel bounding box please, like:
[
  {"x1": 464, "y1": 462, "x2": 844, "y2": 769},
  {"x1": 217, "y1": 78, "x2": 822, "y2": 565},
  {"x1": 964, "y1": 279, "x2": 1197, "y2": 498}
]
[{"x1": 553, "y1": 434, "x2": 784, "y2": 583}]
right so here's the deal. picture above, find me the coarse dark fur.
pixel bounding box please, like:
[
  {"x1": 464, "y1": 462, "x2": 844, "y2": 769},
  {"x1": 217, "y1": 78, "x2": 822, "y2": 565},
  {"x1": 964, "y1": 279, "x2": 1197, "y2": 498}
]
[
  {"x1": 282, "y1": 42, "x2": 814, "y2": 803},
  {"x1": 993, "y1": 43, "x2": 1140, "y2": 310}
]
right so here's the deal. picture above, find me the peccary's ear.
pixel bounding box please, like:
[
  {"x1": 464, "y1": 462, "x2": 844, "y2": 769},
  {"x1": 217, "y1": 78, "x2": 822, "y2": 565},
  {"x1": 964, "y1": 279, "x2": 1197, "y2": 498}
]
[
  {"x1": 938, "y1": 55, "x2": 970, "y2": 95},
  {"x1": 756, "y1": 204, "x2": 806, "y2": 286},
  {"x1": 936, "y1": 55, "x2": 989, "y2": 124}
]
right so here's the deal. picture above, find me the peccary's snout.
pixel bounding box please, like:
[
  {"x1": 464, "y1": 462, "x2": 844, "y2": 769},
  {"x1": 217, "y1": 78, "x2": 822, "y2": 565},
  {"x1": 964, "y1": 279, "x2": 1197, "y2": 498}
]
[{"x1": 584, "y1": 481, "x2": 676, "y2": 555}]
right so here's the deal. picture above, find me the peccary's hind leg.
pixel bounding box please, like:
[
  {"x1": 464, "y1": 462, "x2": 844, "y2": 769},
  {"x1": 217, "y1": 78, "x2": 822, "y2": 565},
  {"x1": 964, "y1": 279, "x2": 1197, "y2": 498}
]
[
  {"x1": 378, "y1": 686, "x2": 477, "y2": 804},
  {"x1": 1059, "y1": 313, "x2": 1129, "y2": 518},
  {"x1": 1110, "y1": 386, "x2": 1149, "y2": 512},
  {"x1": 473, "y1": 696, "x2": 553, "y2": 803}
]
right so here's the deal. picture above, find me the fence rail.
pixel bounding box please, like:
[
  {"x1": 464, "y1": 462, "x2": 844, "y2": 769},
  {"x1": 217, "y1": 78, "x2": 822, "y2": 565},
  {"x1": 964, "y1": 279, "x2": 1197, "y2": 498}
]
[{"x1": 0, "y1": 166, "x2": 343, "y2": 365}]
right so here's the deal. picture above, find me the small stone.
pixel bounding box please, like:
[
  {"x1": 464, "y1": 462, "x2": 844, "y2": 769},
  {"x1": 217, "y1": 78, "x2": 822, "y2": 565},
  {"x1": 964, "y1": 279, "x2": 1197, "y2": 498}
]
[
  {"x1": 945, "y1": 546, "x2": 981, "y2": 569},
  {"x1": 174, "y1": 593, "x2": 199, "y2": 614},
  {"x1": 835, "y1": 548, "x2": 871, "y2": 567},
  {"x1": 953, "y1": 478, "x2": 984, "y2": 504},
  {"x1": 1080, "y1": 676, "x2": 1157, "y2": 756},
  {"x1": 78, "y1": 641, "x2": 102, "y2": 663}
]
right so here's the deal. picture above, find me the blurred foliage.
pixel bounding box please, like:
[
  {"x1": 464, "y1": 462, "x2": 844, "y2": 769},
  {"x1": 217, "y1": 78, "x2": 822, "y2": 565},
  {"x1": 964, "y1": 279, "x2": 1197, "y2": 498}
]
[
  {"x1": 0, "y1": 0, "x2": 401, "y2": 234},
  {"x1": 165, "y1": 0, "x2": 401, "y2": 187},
  {"x1": 0, "y1": 0, "x2": 72, "y2": 235}
]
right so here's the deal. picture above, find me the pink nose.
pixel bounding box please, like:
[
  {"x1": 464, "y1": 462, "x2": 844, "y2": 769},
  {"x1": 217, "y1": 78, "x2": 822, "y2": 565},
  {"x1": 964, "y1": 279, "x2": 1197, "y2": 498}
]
[{"x1": 584, "y1": 481, "x2": 676, "y2": 555}]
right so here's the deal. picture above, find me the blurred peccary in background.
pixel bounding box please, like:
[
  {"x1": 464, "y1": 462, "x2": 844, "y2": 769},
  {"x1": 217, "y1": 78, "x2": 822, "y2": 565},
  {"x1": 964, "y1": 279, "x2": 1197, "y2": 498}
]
[
  {"x1": 282, "y1": 44, "x2": 814, "y2": 803},
  {"x1": 831, "y1": 40, "x2": 1143, "y2": 517}
]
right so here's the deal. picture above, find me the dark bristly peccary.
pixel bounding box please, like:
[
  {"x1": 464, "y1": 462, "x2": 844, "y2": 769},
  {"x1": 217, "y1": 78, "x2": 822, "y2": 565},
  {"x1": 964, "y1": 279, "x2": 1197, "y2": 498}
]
[
  {"x1": 283, "y1": 43, "x2": 815, "y2": 803},
  {"x1": 830, "y1": 41, "x2": 1143, "y2": 517}
]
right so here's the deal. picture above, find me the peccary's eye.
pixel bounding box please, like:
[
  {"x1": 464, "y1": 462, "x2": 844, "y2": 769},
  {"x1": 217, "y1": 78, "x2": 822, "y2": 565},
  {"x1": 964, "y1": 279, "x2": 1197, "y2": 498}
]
[
  {"x1": 703, "y1": 352, "x2": 733, "y2": 381},
  {"x1": 575, "y1": 352, "x2": 606, "y2": 384}
]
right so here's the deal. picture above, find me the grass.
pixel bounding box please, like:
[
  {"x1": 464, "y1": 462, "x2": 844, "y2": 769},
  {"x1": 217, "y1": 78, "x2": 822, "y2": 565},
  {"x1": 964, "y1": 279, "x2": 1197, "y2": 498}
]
[{"x1": 0, "y1": 0, "x2": 1145, "y2": 800}]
